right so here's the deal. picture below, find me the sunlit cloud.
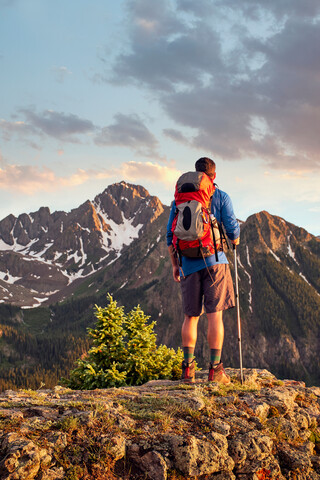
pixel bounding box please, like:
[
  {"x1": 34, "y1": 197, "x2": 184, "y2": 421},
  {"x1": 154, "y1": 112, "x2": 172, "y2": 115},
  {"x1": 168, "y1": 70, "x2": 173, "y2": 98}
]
[
  {"x1": 0, "y1": 163, "x2": 104, "y2": 195},
  {"x1": 136, "y1": 18, "x2": 157, "y2": 32},
  {"x1": 0, "y1": 119, "x2": 37, "y2": 141},
  {"x1": 118, "y1": 160, "x2": 181, "y2": 187},
  {"x1": 260, "y1": 169, "x2": 320, "y2": 203},
  {"x1": 0, "y1": 160, "x2": 181, "y2": 195},
  {"x1": 106, "y1": 0, "x2": 320, "y2": 171}
]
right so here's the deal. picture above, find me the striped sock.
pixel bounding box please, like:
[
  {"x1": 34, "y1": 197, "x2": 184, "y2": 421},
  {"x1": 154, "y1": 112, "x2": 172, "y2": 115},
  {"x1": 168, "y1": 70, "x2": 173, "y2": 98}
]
[
  {"x1": 183, "y1": 347, "x2": 195, "y2": 364},
  {"x1": 210, "y1": 349, "x2": 221, "y2": 366}
]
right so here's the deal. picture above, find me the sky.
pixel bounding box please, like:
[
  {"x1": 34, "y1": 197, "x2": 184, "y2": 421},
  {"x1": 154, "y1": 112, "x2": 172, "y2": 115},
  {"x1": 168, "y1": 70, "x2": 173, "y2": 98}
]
[{"x1": 0, "y1": 0, "x2": 320, "y2": 236}]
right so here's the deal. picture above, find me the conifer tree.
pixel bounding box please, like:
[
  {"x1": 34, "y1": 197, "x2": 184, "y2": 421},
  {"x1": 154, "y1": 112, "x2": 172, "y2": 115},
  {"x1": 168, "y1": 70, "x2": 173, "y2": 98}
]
[{"x1": 64, "y1": 294, "x2": 183, "y2": 389}]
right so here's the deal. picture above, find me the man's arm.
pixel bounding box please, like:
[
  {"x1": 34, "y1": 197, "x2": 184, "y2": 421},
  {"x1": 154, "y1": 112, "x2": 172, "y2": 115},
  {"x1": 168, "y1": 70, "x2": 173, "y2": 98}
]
[
  {"x1": 219, "y1": 191, "x2": 240, "y2": 244},
  {"x1": 168, "y1": 245, "x2": 181, "y2": 282}
]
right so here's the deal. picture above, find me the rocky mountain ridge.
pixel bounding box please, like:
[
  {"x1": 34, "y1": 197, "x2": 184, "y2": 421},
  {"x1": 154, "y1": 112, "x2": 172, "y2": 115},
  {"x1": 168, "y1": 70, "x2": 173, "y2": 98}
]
[
  {"x1": 0, "y1": 369, "x2": 319, "y2": 479},
  {"x1": 0, "y1": 182, "x2": 163, "y2": 307}
]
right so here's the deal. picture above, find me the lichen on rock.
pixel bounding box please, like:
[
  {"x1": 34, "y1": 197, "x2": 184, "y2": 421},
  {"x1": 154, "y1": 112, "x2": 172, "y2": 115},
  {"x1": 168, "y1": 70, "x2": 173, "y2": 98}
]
[{"x1": 0, "y1": 368, "x2": 319, "y2": 479}]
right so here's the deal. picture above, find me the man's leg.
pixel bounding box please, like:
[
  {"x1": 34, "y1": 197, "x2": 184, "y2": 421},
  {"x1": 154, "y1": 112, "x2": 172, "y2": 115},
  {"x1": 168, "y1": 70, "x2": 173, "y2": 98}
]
[
  {"x1": 181, "y1": 315, "x2": 199, "y2": 383},
  {"x1": 207, "y1": 311, "x2": 230, "y2": 384},
  {"x1": 182, "y1": 315, "x2": 199, "y2": 349},
  {"x1": 207, "y1": 311, "x2": 224, "y2": 348},
  {"x1": 203, "y1": 264, "x2": 234, "y2": 384}
]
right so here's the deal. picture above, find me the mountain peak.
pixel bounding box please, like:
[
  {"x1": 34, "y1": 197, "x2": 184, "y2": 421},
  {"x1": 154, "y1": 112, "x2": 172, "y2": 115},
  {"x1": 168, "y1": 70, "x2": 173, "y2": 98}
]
[
  {"x1": 243, "y1": 210, "x2": 313, "y2": 254},
  {"x1": 0, "y1": 182, "x2": 165, "y2": 307},
  {"x1": 94, "y1": 181, "x2": 164, "y2": 227}
]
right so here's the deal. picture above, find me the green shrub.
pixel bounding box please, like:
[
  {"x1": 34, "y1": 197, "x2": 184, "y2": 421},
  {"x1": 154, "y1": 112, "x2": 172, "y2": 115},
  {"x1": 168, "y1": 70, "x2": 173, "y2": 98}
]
[{"x1": 63, "y1": 294, "x2": 183, "y2": 389}]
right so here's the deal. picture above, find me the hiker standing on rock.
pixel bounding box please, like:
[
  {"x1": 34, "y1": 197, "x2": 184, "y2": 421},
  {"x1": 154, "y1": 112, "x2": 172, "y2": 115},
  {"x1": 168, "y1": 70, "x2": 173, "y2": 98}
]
[{"x1": 167, "y1": 157, "x2": 240, "y2": 383}]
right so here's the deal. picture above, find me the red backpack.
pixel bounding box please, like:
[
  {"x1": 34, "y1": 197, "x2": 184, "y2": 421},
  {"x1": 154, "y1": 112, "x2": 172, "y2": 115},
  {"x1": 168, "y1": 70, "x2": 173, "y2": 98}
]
[{"x1": 171, "y1": 171, "x2": 222, "y2": 262}]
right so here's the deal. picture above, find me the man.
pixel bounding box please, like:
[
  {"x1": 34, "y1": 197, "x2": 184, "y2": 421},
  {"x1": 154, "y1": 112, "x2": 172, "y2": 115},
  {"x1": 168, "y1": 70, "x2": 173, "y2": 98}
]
[{"x1": 167, "y1": 157, "x2": 240, "y2": 383}]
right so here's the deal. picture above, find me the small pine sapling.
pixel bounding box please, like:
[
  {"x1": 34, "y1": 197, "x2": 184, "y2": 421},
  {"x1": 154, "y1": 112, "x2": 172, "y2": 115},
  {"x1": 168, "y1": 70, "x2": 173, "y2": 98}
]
[{"x1": 64, "y1": 294, "x2": 183, "y2": 389}]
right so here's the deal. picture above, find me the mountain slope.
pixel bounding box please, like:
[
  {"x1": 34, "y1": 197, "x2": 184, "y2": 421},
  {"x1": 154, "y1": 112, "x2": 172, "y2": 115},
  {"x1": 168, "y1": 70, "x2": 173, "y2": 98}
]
[
  {"x1": 0, "y1": 182, "x2": 163, "y2": 307},
  {"x1": 0, "y1": 183, "x2": 319, "y2": 389},
  {"x1": 235, "y1": 211, "x2": 320, "y2": 384}
]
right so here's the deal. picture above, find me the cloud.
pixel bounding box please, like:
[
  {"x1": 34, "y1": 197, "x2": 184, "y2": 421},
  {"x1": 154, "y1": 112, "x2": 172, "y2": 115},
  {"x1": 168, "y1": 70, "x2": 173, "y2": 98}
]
[
  {"x1": 95, "y1": 113, "x2": 159, "y2": 157},
  {"x1": 0, "y1": 163, "x2": 96, "y2": 194},
  {"x1": 177, "y1": 0, "x2": 320, "y2": 23},
  {"x1": 20, "y1": 108, "x2": 95, "y2": 141},
  {"x1": 111, "y1": 7, "x2": 223, "y2": 92},
  {"x1": 0, "y1": 159, "x2": 180, "y2": 195},
  {"x1": 213, "y1": 0, "x2": 320, "y2": 20},
  {"x1": 118, "y1": 160, "x2": 181, "y2": 186},
  {"x1": 263, "y1": 169, "x2": 320, "y2": 204},
  {"x1": 1, "y1": 109, "x2": 162, "y2": 158},
  {"x1": 0, "y1": 119, "x2": 38, "y2": 142},
  {"x1": 163, "y1": 128, "x2": 189, "y2": 144},
  {"x1": 107, "y1": 0, "x2": 320, "y2": 171},
  {"x1": 0, "y1": 109, "x2": 95, "y2": 145}
]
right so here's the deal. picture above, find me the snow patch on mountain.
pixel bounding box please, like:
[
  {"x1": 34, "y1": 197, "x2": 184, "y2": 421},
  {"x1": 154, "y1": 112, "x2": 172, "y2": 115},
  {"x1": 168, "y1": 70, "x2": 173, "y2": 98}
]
[
  {"x1": 94, "y1": 202, "x2": 143, "y2": 252},
  {"x1": 287, "y1": 234, "x2": 299, "y2": 264},
  {"x1": 269, "y1": 249, "x2": 281, "y2": 262},
  {"x1": 299, "y1": 272, "x2": 312, "y2": 287},
  {"x1": 246, "y1": 245, "x2": 252, "y2": 267},
  {"x1": 0, "y1": 271, "x2": 22, "y2": 284}
]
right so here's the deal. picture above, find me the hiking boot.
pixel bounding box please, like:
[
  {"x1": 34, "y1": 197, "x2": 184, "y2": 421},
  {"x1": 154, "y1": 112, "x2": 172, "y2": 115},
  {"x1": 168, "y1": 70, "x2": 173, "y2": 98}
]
[
  {"x1": 208, "y1": 362, "x2": 230, "y2": 384},
  {"x1": 181, "y1": 359, "x2": 195, "y2": 383}
]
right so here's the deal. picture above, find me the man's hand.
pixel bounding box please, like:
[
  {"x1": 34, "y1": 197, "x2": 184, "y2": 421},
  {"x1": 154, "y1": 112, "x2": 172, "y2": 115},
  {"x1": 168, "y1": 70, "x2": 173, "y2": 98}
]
[
  {"x1": 231, "y1": 237, "x2": 240, "y2": 246},
  {"x1": 168, "y1": 245, "x2": 181, "y2": 282},
  {"x1": 172, "y1": 265, "x2": 181, "y2": 282}
]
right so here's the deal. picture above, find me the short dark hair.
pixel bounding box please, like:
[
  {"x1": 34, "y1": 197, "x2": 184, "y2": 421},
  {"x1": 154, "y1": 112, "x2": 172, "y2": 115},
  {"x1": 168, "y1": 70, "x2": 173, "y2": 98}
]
[{"x1": 195, "y1": 157, "x2": 216, "y2": 177}]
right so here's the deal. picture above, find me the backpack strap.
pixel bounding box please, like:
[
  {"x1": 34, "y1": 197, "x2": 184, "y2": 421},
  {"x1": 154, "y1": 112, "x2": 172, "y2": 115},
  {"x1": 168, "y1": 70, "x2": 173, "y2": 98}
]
[
  {"x1": 209, "y1": 219, "x2": 219, "y2": 262},
  {"x1": 213, "y1": 186, "x2": 230, "y2": 251}
]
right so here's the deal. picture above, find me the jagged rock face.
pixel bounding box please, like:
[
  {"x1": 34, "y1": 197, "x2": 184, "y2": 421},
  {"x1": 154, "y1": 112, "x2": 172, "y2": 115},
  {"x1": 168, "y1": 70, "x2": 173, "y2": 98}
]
[
  {"x1": 0, "y1": 182, "x2": 164, "y2": 307},
  {"x1": 0, "y1": 370, "x2": 319, "y2": 480},
  {"x1": 242, "y1": 210, "x2": 313, "y2": 254},
  {"x1": 94, "y1": 181, "x2": 164, "y2": 227}
]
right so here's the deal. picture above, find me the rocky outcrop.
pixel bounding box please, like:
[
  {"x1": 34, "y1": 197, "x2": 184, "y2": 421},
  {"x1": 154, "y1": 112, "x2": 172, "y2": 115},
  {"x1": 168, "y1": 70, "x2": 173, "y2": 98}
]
[{"x1": 0, "y1": 369, "x2": 319, "y2": 479}]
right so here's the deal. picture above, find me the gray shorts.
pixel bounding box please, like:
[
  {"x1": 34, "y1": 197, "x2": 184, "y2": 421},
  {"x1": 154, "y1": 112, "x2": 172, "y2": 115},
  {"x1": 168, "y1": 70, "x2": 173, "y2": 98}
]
[{"x1": 180, "y1": 264, "x2": 235, "y2": 316}]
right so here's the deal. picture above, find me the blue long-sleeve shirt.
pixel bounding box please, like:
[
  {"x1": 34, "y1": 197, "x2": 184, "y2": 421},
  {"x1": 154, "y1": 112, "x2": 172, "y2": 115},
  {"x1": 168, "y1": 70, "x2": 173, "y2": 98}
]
[{"x1": 166, "y1": 187, "x2": 240, "y2": 276}]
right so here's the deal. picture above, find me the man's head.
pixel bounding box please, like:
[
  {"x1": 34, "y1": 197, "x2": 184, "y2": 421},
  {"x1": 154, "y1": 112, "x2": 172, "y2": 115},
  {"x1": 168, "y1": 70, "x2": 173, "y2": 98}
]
[{"x1": 195, "y1": 157, "x2": 216, "y2": 179}]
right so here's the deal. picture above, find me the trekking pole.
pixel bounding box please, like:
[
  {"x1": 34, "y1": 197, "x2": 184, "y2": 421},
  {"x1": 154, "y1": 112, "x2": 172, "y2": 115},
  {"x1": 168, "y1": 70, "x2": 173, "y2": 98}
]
[{"x1": 233, "y1": 244, "x2": 244, "y2": 384}]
